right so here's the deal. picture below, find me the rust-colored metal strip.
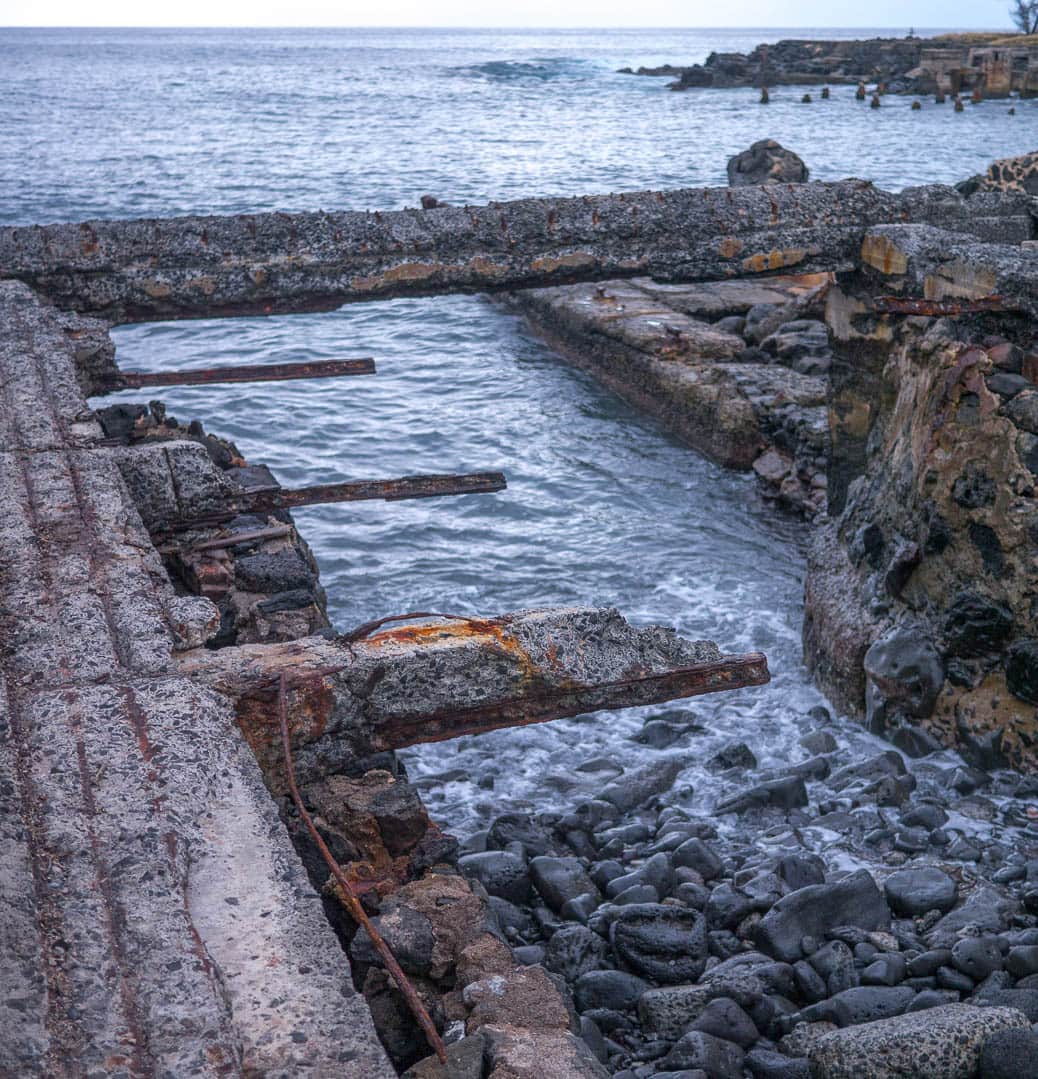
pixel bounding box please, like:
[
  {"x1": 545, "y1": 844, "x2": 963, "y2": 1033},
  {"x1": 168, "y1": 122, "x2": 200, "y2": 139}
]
[
  {"x1": 872, "y1": 295, "x2": 1010, "y2": 316},
  {"x1": 155, "y1": 471, "x2": 507, "y2": 535},
  {"x1": 100, "y1": 357, "x2": 375, "y2": 393},
  {"x1": 183, "y1": 525, "x2": 294, "y2": 552},
  {"x1": 257, "y1": 472, "x2": 507, "y2": 511},
  {"x1": 371, "y1": 652, "x2": 770, "y2": 752},
  {"x1": 276, "y1": 676, "x2": 448, "y2": 1065}
]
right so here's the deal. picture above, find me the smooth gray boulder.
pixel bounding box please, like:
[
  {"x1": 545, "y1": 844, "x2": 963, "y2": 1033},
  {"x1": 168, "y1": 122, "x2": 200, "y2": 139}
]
[
  {"x1": 756, "y1": 871, "x2": 890, "y2": 962},
  {"x1": 807, "y1": 1003, "x2": 1029, "y2": 1078}
]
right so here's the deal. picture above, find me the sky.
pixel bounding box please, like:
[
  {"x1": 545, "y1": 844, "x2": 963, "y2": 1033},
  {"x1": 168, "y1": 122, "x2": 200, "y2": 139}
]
[{"x1": 0, "y1": 0, "x2": 1019, "y2": 29}]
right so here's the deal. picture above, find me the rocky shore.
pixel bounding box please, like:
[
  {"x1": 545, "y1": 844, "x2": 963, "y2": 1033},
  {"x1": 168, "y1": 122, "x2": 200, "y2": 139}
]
[
  {"x1": 453, "y1": 704, "x2": 1038, "y2": 1078},
  {"x1": 619, "y1": 33, "x2": 1038, "y2": 98}
]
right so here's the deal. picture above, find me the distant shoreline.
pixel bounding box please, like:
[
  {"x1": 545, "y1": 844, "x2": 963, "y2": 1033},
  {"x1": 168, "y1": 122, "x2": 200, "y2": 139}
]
[{"x1": 620, "y1": 31, "x2": 1038, "y2": 98}]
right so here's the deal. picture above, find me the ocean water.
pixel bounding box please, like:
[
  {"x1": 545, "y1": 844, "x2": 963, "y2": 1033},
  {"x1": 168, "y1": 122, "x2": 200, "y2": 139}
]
[{"x1": 3, "y1": 28, "x2": 1032, "y2": 835}]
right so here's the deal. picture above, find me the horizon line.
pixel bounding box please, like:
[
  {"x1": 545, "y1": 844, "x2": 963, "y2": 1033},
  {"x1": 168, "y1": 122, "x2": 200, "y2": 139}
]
[{"x1": 0, "y1": 23, "x2": 1017, "y2": 30}]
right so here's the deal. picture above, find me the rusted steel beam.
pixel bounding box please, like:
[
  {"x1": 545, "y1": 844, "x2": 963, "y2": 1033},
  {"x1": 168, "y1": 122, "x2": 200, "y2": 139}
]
[
  {"x1": 872, "y1": 295, "x2": 1010, "y2": 316},
  {"x1": 3, "y1": 183, "x2": 1030, "y2": 322},
  {"x1": 178, "y1": 607, "x2": 771, "y2": 791},
  {"x1": 98, "y1": 357, "x2": 376, "y2": 393},
  {"x1": 156, "y1": 471, "x2": 507, "y2": 535}
]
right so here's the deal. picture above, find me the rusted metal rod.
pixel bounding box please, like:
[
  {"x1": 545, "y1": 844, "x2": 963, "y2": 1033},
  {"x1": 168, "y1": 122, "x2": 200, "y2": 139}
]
[
  {"x1": 872, "y1": 295, "x2": 1009, "y2": 316},
  {"x1": 155, "y1": 471, "x2": 507, "y2": 535},
  {"x1": 277, "y1": 676, "x2": 448, "y2": 1065},
  {"x1": 100, "y1": 357, "x2": 375, "y2": 393},
  {"x1": 183, "y1": 525, "x2": 294, "y2": 552},
  {"x1": 371, "y1": 652, "x2": 771, "y2": 751}
]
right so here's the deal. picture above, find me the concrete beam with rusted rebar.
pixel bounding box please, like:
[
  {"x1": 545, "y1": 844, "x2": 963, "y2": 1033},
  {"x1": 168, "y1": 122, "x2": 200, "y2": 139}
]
[
  {"x1": 176, "y1": 608, "x2": 769, "y2": 793},
  {"x1": 1, "y1": 183, "x2": 1031, "y2": 322}
]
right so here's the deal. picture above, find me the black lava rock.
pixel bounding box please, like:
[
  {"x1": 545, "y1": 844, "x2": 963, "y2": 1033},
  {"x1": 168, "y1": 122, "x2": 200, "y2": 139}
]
[
  {"x1": 951, "y1": 936, "x2": 1003, "y2": 980},
  {"x1": 544, "y1": 924, "x2": 607, "y2": 982},
  {"x1": 977, "y1": 989, "x2": 1038, "y2": 1022},
  {"x1": 673, "y1": 838, "x2": 724, "y2": 881},
  {"x1": 235, "y1": 548, "x2": 315, "y2": 592},
  {"x1": 745, "y1": 1047, "x2": 811, "y2": 1077},
  {"x1": 884, "y1": 867, "x2": 958, "y2": 916},
  {"x1": 715, "y1": 776, "x2": 808, "y2": 815},
  {"x1": 1006, "y1": 945, "x2": 1038, "y2": 978},
  {"x1": 708, "y1": 741, "x2": 759, "y2": 771},
  {"x1": 1006, "y1": 639, "x2": 1038, "y2": 704},
  {"x1": 573, "y1": 969, "x2": 648, "y2": 1012},
  {"x1": 756, "y1": 870, "x2": 890, "y2": 962},
  {"x1": 661, "y1": 1029, "x2": 745, "y2": 1077},
  {"x1": 487, "y1": 813, "x2": 561, "y2": 857},
  {"x1": 864, "y1": 628, "x2": 944, "y2": 722},
  {"x1": 861, "y1": 953, "x2": 907, "y2": 986},
  {"x1": 829, "y1": 985, "x2": 916, "y2": 1026},
  {"x1": 529, "y1": 856, "x2": 600, "y2": 912},
  {"x1": 458, "y1": 851, "x2": 531, "y2": 904},
  {"x1": 979, "y1": 1027, "x2": 1038, "y2": 1079},
  {"x1": 690, "y1": 996, "x2": 759, "y2": 1049},
  {"x1": 942, "y1": 591, "x2": 1014, "y2": 657},
  {"x1": 776, "y1": 855, "x2": 826, "y2": 892},
  {"x1": 610, "y1": 903, "x2": 708, "y2": 984}
]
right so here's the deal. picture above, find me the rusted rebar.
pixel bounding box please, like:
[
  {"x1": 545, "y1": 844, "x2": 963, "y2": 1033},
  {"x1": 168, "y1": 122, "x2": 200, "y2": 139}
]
[
  {"x1": 277, "y1": 674, "x2": 447, "y2": 1065},
  {"x1": 99, "y1": 357, "x2": 376, "y2": 393},
  {"x1": 872, "y1": 295, "x2": 1010, "y2": 315},
  {"x1": 154, "y1": 471, "x2": 508, "y2": 536}
]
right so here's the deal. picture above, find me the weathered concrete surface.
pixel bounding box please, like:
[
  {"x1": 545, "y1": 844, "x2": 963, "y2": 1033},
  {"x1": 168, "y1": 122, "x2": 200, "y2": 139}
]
[
  {"x1": 178, "y1": 607, "x2": 768, "y2": 792},
  {"x1": 0, "y1": 280, "x2": 395, "y2": 1077},
  {"x1": 0, "y1": 182, "x2": 1032, "y2": 322}
]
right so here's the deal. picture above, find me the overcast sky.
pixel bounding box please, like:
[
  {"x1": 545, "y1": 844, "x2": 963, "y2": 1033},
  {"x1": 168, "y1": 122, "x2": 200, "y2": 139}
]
[{"x1": 1, "y1": 0, "x2": 1017, "y2": 29}]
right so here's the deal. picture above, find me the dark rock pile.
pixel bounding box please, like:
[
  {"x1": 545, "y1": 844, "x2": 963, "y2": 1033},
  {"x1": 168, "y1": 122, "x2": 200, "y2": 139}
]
[
  {"x1": 621, "y1": 37, "x2": 927, "y2": 91},
  {"x1": 452, "y1": 706, "x2": 1038, "y2": 1077}
]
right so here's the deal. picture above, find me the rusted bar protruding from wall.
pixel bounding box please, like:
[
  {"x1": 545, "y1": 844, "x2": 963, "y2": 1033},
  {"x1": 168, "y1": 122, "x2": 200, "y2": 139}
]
[
  {"x1": 872, "y1": 295, "x2": 1010, "y2": 316},
  {"x1": 157, "y1": 471, "x2": 508, "y2": 535},
  {"x1": 378, "y1": 652, "x2": 771, "y2": 749},
  {"x1": 98, "y1": 357, "x2": 376, "y2": 393}
]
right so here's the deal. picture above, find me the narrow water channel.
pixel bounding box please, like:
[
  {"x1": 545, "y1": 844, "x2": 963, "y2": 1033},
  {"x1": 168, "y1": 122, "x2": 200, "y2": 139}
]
[{"x1": 110, "y1": 293, "x2": 834, "y2": 837}]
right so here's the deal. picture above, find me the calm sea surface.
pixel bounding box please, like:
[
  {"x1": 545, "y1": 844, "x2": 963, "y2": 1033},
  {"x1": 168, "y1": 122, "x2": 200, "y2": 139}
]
[{"x1": 3, "y1": 28, "x2": 1032, "y2": 833}]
